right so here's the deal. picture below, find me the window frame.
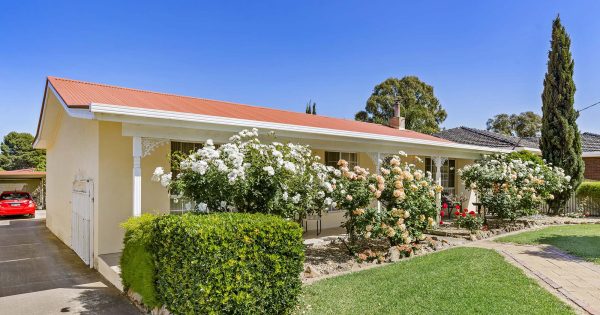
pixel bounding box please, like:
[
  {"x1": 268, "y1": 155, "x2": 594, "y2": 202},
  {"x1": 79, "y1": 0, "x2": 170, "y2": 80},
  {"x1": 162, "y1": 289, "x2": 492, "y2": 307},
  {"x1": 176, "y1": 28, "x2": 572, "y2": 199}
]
[{"x1": 324, "y1": 151, "x2": 359, "y2": 168}]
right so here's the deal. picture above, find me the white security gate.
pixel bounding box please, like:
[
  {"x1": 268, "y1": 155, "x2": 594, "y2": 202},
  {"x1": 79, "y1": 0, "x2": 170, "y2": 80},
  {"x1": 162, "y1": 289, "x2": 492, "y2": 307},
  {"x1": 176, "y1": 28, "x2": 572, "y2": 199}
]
[{"x1": 72, "y1": 179, "x2": 94, "y2": 267}]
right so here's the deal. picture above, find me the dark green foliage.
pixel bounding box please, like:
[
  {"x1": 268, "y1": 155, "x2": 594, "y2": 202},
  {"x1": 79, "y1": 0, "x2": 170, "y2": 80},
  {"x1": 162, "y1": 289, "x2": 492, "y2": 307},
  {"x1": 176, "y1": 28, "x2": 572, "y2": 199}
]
[
  {"x1": 487, "y1": 112, "x2": 542, "y2": 137},
  {"x1": 305, "y1": 100, "x2": 316, "y2": 115},
  {"x1": 540, "y1": 16, "x2": 584, "y2": 213},
  {"x1": 120, "y1": 214, "x2": 159, "y2": 308},
  {"x1": 355, "y1": 76, "x2": 447, "y2": 134},
  {"x1": 513, "y1": 112, "x2": 543, "y2": 138},
  {"x1": 576, "y1": 181, "x2": 600, "y2": 199},
  {"x1": 508, "y1": 150, "x2": 544, "y2": 165},
  {"x1": 486, "y1": 113, "x2": 513, "y2": 136},
  {"x1": 121, "y1": 213, "x2": 305, "y2": 314},
  {"x1": 0, "y1": 132, "x2": 46, "y2": 171}
]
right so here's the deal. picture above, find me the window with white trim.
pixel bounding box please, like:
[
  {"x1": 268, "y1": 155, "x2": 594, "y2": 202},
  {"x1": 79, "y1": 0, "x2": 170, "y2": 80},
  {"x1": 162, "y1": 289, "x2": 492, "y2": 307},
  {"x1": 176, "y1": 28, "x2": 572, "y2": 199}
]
[
  {"x1": 325, "y1": 151, "x2": 358, "y2": 168},
  {"x1": 425, "y1": 158, "x2": 456, "y2": 195}
]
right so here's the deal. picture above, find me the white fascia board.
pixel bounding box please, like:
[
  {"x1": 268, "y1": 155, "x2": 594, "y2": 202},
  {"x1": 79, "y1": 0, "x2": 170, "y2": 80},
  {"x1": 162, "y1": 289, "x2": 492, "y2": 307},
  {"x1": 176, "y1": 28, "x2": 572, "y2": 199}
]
[
  {"x1": 90, "y1": 103, "x2": 510, "y2": 154},
  {"x1": 48, "y1": 84, "x2": 95, "y2": 119},
  {"x1": 583, "y1": 151, "x2": 600, "y2": 157},
  {"x1": 33, "y1": 84, "x2": 95, "y2": 148}
]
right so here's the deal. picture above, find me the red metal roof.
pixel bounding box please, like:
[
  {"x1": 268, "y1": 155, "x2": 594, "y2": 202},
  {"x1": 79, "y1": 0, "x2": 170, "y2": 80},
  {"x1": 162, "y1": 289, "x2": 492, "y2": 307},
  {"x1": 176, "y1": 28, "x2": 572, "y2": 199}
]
[
  {"x1": 47, "y1": 76, "x2": 451, "y2": 142},
  {"x1": 0, "y1": 168, "x2": 46, "y2": 178}
]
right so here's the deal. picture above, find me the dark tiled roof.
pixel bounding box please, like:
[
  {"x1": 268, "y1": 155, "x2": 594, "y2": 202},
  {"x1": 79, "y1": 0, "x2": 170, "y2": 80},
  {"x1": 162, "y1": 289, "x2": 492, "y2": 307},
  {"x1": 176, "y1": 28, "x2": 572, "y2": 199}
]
[
  {"x1": 435, "y1": 127, "x2": 600, "y2": 152},
  {"x1": 434, "y1": 127, "x2": 539, "y2": 149},
  {"x1": 582, "y1": 132, "x2": 600, "y2": 152}
]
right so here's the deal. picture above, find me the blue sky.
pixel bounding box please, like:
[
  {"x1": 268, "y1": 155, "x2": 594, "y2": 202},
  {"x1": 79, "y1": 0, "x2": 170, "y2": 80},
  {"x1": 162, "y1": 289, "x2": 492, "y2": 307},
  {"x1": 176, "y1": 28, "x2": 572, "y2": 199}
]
[{"x1": 1, "y1": 1, "x2": 599, "y2": 138}]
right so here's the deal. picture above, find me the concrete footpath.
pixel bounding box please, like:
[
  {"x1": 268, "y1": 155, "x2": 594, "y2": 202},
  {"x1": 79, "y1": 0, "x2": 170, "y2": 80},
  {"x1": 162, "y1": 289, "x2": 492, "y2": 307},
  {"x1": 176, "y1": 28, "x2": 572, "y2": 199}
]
[
  {"x1": 469, "y1": 240, "x2": 600, "y2": 315},
  {"x1": 0, "y1": 217, "x2": 140, "y2": 315}
]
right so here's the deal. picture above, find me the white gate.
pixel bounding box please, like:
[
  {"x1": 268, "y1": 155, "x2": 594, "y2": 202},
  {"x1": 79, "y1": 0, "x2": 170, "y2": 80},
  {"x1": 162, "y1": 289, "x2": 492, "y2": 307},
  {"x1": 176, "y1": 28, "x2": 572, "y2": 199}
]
[{"x1": 72, "y1": 179, "x2": 94, "y2": 267}]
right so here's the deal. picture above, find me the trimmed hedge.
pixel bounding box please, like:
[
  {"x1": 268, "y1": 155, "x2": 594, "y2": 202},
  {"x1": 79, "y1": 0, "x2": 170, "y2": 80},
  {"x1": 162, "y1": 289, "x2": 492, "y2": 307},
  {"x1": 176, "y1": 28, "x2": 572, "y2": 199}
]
[
  {"x1": 121, "y1": 213, "x2": 304, "y2": 314},
  {"x1": 120, "y1": 214, "x2": 159, "y2": 308},
  {"x1": 577, "y1": 181, "x2": 600, "y2": 199}
]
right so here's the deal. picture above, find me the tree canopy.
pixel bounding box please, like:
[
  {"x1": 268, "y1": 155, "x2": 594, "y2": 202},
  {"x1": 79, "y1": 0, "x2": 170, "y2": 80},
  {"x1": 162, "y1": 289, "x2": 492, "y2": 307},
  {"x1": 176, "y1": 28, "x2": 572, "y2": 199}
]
[
  {"x1": 355, "y1": 76, "x2": 447, "y2": 134},
  {"x1": 0, "y1": 132, "x2": 46, "y2": 171},
  {"x1": 539, "y1": 16, "x2": 584, "y2": 213},
  {"x1": 305, "y1": 100, "x2": 317, "y2": 115},
  {"x1": 486, "y1": 111, "x2": 542, "y2": 138}
]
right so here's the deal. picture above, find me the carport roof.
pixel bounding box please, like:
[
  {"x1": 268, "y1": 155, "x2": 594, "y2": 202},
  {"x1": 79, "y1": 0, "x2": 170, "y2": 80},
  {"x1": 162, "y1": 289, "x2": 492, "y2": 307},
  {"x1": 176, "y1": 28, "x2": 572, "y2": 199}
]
[{"x1": 0, "y1": 168, "x2": 46, "y2": 179}]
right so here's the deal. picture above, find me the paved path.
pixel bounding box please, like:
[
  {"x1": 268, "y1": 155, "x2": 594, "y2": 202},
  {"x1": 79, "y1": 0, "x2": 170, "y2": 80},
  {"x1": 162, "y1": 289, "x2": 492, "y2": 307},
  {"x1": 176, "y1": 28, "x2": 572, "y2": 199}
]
[
  {"x1": 468, "y1": 240, "x2": 600, "y2": 315},
  {"x1": 0, "y1": 217, "x2": 140, "y2": 315}
]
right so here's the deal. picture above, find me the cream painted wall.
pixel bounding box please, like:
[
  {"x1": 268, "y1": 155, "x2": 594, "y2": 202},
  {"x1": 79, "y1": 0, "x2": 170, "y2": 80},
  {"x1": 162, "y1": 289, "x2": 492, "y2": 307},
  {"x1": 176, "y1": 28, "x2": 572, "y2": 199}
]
[
  {"x1": 45, "y1": 92, "x2": 99, "y2": 250},
  {"x1": 97, "y1": 122, "x2": 172, "y2": 255},
  {"x1": 0, "y1": 179, "x2": 42, "y2": 194},
  {"x1": 98, "y1": 122, "x2": 131, "y2": 255},
  {"x1": 455, "y1": 159, "x2": 477, "y2": 211},
  {"x1": 142, "y1": 142, "x2": 170, "y2": 215}
]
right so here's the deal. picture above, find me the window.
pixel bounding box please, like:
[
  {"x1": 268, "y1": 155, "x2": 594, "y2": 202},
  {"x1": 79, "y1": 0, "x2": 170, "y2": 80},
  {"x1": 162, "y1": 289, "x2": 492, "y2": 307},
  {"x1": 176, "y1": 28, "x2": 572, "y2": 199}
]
[
  {"x1": 325, "y1": 151, "x2": 358, "y2": 168},
  {"x1": 171, "y1": 141, "x2": 203, "y2": 157},
  {"x1": 169, "y1": 141, "x2": 204, "y2": 214},
  {"x1": 425, "y1": 158, "x2": 456, "y2": 194},
  {"x1": 0, "y1": 192, "x2": 31, "y2": 200}
]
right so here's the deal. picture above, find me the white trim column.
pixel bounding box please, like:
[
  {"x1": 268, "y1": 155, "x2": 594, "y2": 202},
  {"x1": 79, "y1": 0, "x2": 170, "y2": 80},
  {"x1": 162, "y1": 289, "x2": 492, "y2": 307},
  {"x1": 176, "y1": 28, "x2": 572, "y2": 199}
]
[
  {"x1": 133, "y1": 136, "x2": 142, "y2": 217},
  {"x1": 433, "y1": 156, "x2": 447, "y2": 223}
]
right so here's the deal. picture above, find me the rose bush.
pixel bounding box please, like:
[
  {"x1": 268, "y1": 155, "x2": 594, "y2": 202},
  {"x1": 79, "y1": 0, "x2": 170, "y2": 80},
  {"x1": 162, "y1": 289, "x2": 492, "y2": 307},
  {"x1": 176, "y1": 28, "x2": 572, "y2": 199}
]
[
  {"x1": 350, "y1": 153, "x2": 441, "y2": 246},
  {"x1": 330, "y1": 159, "x2": 374, "y2": 245},
  {"x1": 153, "y1": 129, "x2": 336, "y2": 219},
  {"x1": 460, "y1": 153, "x2": 570, "y2": 220},
  {"x1": 454, "y1": 208, "x2": 483, "y2": 233}
]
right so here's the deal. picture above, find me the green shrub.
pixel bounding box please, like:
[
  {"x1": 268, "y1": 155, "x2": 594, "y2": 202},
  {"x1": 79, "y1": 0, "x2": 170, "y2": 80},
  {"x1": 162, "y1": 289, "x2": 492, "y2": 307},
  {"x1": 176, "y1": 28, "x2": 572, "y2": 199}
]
[
  {"x1": 577, "y1": 181, "x2": 600, "y2": 199},
  {"x1": 507, "y1": 150, "x2": 544, "y2": 165},
  {"x1": 151, "y1": 213, "x2": 304, "y2": 314},
  {"x1": 120, "y1": 214, "x2": 160, "y2": 308}
]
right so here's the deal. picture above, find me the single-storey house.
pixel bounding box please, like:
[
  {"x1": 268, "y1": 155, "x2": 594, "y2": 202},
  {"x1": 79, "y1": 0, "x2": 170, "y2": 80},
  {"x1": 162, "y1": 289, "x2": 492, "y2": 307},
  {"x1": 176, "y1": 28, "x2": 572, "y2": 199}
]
[
  {"x1": 34, "y1": 77, "x2": 506, "y2": 285},
  {"x1": 435, "y1": 126, "x2": 600, "y2": 181},
  {"x1": 0, "y1": 168, "x2": 45, "y2": 208}
]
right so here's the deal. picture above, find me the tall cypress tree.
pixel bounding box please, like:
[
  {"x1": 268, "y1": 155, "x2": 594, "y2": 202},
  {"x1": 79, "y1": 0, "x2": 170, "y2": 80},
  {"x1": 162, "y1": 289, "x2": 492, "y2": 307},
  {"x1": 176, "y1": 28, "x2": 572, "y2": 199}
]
[{"x1": 540, "y1": 16, "x2": 584, "y2": 214}]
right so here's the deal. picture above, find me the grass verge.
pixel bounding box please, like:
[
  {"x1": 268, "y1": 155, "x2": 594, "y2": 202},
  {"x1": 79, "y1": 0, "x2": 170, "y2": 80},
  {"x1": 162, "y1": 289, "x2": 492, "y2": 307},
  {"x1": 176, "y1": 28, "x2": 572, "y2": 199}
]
[{"x1": 300, "y1": 247, "x2": 573, "y2": 314}]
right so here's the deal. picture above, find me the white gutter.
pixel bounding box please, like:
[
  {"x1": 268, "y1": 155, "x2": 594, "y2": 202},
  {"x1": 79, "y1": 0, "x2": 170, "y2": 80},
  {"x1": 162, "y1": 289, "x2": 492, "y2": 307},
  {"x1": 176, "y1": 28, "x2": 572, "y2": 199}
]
[{"x1": 90, "y1": 103, "x2": 509, "y2": 154}]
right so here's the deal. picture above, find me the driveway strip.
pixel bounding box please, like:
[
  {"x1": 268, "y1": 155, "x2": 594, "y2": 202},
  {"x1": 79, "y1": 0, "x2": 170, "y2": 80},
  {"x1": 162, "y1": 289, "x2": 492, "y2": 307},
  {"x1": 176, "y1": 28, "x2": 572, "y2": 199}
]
[{"x1": 0, "y1": 218, "x2": 140, "y2": 315}]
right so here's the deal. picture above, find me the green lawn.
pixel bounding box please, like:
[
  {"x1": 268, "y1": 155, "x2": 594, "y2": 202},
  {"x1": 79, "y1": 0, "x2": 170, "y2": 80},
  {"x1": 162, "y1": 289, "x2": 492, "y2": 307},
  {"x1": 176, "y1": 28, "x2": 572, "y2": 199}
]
[
  {"x1": 300, "y1": 247, "x2": 573, "y2": 315},
  {"x1": 496, "y1": 224, "x2": 600, "y2": 265}
]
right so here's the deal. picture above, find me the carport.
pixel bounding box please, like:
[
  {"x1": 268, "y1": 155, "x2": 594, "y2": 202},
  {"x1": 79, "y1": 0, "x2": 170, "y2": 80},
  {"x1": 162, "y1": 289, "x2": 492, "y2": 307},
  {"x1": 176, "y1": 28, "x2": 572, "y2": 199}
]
[{"x1": 0, "y1": 168, "x2": 45, "y2": 208}]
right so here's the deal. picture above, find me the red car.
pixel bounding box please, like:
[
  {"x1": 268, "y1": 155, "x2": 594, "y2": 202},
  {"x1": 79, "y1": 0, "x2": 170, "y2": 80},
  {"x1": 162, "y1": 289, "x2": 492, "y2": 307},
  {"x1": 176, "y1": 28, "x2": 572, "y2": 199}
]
[{"x1": 0, "y1": 191, "x2": 36, "y2": 217}]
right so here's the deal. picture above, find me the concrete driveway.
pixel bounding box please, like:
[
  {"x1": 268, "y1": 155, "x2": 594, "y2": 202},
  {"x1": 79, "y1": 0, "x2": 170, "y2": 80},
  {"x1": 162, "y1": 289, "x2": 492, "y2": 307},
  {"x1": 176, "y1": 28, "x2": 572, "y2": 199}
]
[{"x1": 0, "y1": 216, "x2": 140, "y2": 315}]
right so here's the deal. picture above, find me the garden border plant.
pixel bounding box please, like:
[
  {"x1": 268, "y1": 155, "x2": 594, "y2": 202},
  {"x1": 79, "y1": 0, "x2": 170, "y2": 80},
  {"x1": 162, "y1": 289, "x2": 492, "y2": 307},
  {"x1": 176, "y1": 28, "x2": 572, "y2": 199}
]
[{"x1": 460, "y1": 153, "x2": 570, "y2": 220}]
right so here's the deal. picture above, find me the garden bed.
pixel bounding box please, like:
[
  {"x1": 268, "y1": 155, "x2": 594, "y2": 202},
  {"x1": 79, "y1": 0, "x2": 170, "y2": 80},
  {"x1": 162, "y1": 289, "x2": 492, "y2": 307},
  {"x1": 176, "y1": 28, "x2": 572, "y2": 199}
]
[
  {"x1": 302, "y1": 235, "x2": 464, "y2": 283},
  {"x1": 430, "y1": 215, "x2": 600, "y2": 241},
  {"x1": 302, "y1": 215, "x2": 600, "y2": 283}
]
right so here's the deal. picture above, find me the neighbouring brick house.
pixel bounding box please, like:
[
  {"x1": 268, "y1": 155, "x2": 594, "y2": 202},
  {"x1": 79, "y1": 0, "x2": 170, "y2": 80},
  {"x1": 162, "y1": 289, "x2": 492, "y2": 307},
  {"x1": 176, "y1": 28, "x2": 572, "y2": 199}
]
[
  {"x1": 582, "y1": 132, "x2": 600, "y2": 180},
  {"x1": 435, "y1": 127, "x2": 600, "y2": 181}
]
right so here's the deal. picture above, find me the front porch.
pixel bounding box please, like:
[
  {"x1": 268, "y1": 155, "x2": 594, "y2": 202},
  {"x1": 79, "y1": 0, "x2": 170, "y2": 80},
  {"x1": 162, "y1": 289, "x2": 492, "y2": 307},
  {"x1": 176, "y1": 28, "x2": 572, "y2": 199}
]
[
  {"x1": 128, "y1": 131, "x2": 479, "y2": 220},
  {"x1": 93, "y1": 122, "x2": 490, "y2": 286}
]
